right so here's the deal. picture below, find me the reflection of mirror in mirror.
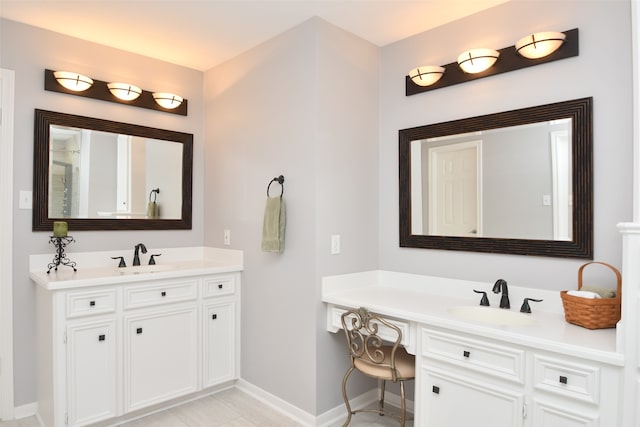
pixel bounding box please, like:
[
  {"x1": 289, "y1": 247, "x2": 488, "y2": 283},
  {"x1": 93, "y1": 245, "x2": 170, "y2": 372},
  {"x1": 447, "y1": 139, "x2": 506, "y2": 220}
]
[
  {"x1": 49, "y1": 126, "x2": 183, "y2": 220},
  {"x1": 410, "y1": 119, "x2": 572, "y2": 241}
]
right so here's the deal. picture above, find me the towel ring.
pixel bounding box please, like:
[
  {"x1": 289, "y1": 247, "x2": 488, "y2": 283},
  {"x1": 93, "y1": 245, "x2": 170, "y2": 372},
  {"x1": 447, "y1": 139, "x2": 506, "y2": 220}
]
[
  {"x1": 267, "y1": 175, "x2": 285, "y2": 197},
  {"x1": 149, "y1": 188, "x2": 160, "y2": 202}
]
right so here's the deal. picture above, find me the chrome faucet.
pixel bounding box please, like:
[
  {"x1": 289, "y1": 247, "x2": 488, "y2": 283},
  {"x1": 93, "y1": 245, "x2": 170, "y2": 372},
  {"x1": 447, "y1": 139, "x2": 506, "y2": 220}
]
[
  {"x1": 133, "y1": 243, "x2": 147, "y2": 266},
  {"x1": 492, "y1": 279, "x2": 510, "y2": 309}
]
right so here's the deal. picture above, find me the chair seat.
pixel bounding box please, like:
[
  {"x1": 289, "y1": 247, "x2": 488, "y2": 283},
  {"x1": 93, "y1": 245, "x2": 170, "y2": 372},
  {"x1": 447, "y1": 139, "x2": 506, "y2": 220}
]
[{"x1": 353, "y1": 345, "x2": 415, "y2": 381}]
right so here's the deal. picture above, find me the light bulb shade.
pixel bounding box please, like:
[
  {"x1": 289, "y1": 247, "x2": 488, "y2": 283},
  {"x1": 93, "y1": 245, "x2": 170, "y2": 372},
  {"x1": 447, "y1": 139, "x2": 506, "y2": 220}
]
[
  {"x1": 152, "y1": 92, "x2": 183, "y2": 109},
  {"x1": 457, "y1": 49, "x2": 500, "y2": 74},
  {"x1": 516, "y1": 31, "x2": 566, "y2": 59},
  {"x1": 409, "y1": 66, "x2": 445, "y2": 87},
  {"x1": 53, "y1": 71, "x2": 93, "y2": 91},
  {"x1": 107, "y1": 82, "x2": 142, "y2": 101}
]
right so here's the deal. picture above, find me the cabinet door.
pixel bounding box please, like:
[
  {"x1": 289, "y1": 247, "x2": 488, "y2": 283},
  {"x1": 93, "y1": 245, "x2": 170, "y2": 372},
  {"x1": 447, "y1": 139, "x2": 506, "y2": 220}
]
[
  {"x1": 532, "y1": 399, "x2": 599, "y2": 427},
  {"x1": 66, "y1": 320, "x2": 118, "y2": 427},
  {"x1": 421, "y1": 368, "x2": 525, "y2": 427},
  {"x1": 124, "y1": 306, "x2": 198, "y2": 412},
  {"x1": 203, "y1": 301, "x2": 235, "y2": 387}
]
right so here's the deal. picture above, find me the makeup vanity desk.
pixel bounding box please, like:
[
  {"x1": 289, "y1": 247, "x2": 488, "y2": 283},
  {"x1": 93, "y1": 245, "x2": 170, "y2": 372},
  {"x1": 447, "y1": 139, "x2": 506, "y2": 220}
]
[{"x1": 322, "y1": 270, "x2": 622, "y2": 427}]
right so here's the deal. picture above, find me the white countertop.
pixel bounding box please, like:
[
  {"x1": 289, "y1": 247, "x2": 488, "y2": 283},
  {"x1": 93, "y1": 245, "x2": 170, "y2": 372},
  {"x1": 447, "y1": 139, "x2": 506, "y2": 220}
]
[
  {"x1": 322, "y1": 270, "x2": 623, "y2": 366},
  {"x1": 30, "y1": 246, "x2": 243, "y2": 290}
]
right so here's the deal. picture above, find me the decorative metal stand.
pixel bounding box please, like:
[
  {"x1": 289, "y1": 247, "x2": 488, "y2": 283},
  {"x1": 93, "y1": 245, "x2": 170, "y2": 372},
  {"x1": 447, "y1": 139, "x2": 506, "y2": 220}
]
[{"x1": 47, "y1": 236, "x2": 77, "y2": 274}]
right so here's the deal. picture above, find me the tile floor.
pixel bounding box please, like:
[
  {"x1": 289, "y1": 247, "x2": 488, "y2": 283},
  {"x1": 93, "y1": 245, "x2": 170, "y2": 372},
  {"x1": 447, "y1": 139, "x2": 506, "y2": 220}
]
[{"x1": 0, "y1": 388, "x2": 412, "y2": 427}]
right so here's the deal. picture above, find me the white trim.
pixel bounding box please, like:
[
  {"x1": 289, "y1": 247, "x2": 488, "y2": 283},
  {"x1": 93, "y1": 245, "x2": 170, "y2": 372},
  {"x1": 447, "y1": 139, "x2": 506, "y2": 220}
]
[
  {"x1": 236, "y1": 378, "x2": 412, "y2": 427},
  {"x1": 235, "y1": 378, "x2": 316, "y2": 426},
  {"x1": 13, "y1": 402, "x2": 37, "y2": 420},
  {"x1": 634, "y1": 0, "x2": 640, "y2": 223},
  {"x1": 0, "y1": 68, "x2": 15, "y2": 421},
  {"x1": 315, "y1": 388, "x2": 379, "y2": 427}
]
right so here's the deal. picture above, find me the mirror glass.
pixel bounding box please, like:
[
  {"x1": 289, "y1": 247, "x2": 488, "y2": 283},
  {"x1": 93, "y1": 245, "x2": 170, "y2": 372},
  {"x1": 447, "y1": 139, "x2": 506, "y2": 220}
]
[
  {"x1": 34, "y1": 109, "x2": 193, "y2": 231},
  {"x1": 49, "y1": 126, "x2": 184, "y2": 219},
  {"x1": 399, "y1": 97, "x2": 592, "y2": 258}
]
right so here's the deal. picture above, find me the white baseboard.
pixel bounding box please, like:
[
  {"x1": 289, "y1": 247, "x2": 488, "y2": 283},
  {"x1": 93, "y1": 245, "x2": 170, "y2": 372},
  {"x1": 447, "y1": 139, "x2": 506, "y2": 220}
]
[
  {"x1": 235, "y1": 378, "x2": 317, "y2": 426},
  {"x1": 236, "y1": 378, "x2": 412, "y2": 427},
  {"x1": 13, "y1": 402, "x2": 37, "y2": 420},
  {"x1": 382, "y1": 389, "x2": 415, "y2": 414},
  {"x1": 315, "y1": 388, "x2": 379, "y2": 427}
]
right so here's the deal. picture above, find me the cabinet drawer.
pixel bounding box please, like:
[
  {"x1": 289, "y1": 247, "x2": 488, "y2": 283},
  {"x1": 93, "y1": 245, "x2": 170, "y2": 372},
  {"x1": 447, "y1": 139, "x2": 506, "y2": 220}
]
[
  {"x1": 328, "y1": 305, "x2": 414, "y2": 354},
  {"x1": 421, "y1": 328, "x2": 525, "y2": 384},
  {"x1": 202, "y1": 275, "x2": 236, "y2": 298},
  {"x1": 533, "y1": 354, "x2": 600, "y2": 404},
  {"x1": 66, "y1": 289, "x2": 117, "y2": 318},
  {"x1": 123, "y1": 280, "x2": 197, "y2": 310}
]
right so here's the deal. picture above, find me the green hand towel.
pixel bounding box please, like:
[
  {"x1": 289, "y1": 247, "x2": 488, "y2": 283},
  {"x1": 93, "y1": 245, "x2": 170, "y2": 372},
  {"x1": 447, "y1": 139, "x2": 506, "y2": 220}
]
[
  {"x1": 262, "y1": 197, "x2": 286, "y2": 253},
  {"x1": 147, "y1": 201, "x2": 159, "y2": 219}
]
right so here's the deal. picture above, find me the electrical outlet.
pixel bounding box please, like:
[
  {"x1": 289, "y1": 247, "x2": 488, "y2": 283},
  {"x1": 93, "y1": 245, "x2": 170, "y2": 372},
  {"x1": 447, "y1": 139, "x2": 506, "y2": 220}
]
[
  {"x1": 19, "y1": 190, "x2": 32, "y2": 209},
  {"x1": 224, "y1": 229, "x2": 231, "y2": 245},
  {"x1": 331, "y1": 234, "x2": 341, "y2": 255}
]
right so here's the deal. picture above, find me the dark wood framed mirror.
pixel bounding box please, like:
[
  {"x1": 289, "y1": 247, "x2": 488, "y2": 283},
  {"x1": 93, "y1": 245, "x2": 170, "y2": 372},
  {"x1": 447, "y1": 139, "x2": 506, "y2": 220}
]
[
  {"x1": 33, "y1": 109, "x2": 193, "y2": 231},
  {"x1": 399, "y1": 97, "x2": 592, "y2": 258}
]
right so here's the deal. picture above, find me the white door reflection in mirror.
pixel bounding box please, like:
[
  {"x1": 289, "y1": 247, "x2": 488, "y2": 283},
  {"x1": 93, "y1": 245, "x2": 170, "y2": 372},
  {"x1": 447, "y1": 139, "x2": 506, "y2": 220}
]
[{"x1": 428, "y1": 141, "x2": 480, "y2": 237}]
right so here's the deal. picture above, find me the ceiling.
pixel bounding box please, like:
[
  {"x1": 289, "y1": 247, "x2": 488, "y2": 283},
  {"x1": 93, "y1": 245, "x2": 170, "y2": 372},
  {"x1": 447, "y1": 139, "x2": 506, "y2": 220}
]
[{"x1": 0, "y1": 0, "x2": 510, "y2": 71}]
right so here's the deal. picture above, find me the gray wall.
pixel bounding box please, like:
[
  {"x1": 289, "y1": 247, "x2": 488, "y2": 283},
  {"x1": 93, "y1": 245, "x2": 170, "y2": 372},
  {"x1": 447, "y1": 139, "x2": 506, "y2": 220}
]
[
  {"x1": 379, "y1": 0, "x2": 633, "y2": 289},
  {"x1": 203, "y1": 18, "x2": 379, "y2": 415},
  {"x1": 0, "y1": 19, "x2": 204, "y2": 406}
]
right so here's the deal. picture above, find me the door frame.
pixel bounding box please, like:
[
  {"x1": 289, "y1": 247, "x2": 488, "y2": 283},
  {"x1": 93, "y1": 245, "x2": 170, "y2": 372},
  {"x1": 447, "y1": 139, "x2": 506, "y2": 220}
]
[{"x1": 0, "y1": 68, "x2": 15, "y2": 420}]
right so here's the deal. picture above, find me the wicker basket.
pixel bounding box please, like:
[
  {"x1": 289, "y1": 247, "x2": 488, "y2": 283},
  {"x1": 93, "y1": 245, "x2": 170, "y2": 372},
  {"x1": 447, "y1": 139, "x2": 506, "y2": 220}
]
[{"x1": 560, "y1": 261, "x2": 622, "y2": 329}]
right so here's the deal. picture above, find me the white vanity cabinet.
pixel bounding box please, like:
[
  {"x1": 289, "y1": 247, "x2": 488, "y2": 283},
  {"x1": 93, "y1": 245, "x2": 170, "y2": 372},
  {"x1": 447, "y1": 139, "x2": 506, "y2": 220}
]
[
  {"x1": 123, "y1": 306, "x2": 199, "y2": 412},
  {"x1": 322, "y1": 271, "x2": 625, "y2": 427},
  {"x1": 122, "y1": 279, "x2": 200, "y2": 412},
  {"x1": 530, "y1": 351, "x2": 621, "y2": 427},
  {"x1": 418, "y1": 327, "x2": 526, "y2": 427},
  {"x1": 202, "y1": 275, "x2": 237, "y2": 387},
  {"x1": 65, "y1": 318, "x2": 118, "y2": 426},
  {"x1": 417, "y1": 326, "x2": 622, "y2": 427},
  {"x1": 35, "y1": 271, "x2": 241, "y2": 427}
]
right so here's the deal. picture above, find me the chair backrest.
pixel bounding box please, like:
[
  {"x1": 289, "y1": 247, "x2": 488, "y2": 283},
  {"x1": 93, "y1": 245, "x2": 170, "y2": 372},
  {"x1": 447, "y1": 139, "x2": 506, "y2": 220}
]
[{"x1": 341, "y1": 307, "x2": 403, "y2": 381}]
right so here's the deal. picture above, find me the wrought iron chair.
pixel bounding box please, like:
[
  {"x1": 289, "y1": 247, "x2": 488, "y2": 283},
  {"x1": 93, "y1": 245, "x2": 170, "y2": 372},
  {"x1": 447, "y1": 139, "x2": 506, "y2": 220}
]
[{"x1": 340, "y1": 307, "x2": 415, "y2": 426}]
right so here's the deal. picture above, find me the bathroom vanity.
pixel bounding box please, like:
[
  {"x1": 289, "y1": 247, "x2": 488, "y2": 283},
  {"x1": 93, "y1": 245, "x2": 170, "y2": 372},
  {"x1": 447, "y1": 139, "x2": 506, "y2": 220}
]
[
  {"x1": 323, "y1": 270, "x2": 623, "y2": 427},
  {"x1": 30, "y1": 247, "x2": 242, "y2": 427}
]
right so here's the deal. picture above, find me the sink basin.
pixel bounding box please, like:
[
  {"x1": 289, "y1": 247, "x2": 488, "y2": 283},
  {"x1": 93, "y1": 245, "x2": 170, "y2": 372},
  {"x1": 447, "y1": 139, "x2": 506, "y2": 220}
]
[
  {"x1": 447, "y1": 306, "x2": 535, "y2": 326},
  {"x1": 114, "y1": 264, "x2": 173, "y2": 275}
]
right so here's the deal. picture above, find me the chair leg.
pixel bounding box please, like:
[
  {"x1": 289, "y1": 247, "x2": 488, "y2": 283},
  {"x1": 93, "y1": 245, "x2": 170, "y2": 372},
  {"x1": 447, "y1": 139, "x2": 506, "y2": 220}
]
[
  {"x1": 341, "y1": 366, "x2": 355, "y2": 427},
  {"x1": 379, "y1": 379, "x2": 386, "y2": 416},
  {"x1": 400, "y1": 380, "x2": 406, "y2": 427}
]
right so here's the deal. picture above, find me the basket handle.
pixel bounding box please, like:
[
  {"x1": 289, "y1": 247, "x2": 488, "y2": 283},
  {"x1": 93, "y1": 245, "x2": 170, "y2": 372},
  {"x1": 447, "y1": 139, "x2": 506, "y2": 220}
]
[{"x1": 577, "y1": 261, "x2": 622, "y2": 297}]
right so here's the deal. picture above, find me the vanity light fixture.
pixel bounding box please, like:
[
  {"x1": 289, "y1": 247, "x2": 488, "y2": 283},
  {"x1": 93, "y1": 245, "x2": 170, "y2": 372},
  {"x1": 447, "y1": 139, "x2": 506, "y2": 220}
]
[
  {"x1": 515, "y1": 31, "x2": 567, "y2": 59},
  {"x1": 406, "y1": 28, "x2": 579, "y2": 96},
  {"x1": 409, "y1": 66, "x2": 446, "y2": 87},
  {"x1": 53, "y1": 71, "x2": 93, "y2": 92},
  {"x1": 457, "y1": 48, "x2": 500, "y2": 74},
  {"x1": 152, "y1": 92, "x2": 184, "y2": 109},
  {"x1": 107, "y1": 82, "x2": 142, "y2": 101},
  {"x1": 44, "y1": 69, "x2": 188, "y2": 116}
]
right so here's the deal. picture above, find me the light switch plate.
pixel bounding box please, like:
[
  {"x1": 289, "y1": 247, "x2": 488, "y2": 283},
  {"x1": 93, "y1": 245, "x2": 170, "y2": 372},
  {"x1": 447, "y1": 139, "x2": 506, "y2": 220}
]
[
  {"x1": 331, "y1": 235, "x2": 341, "y2": 255},
  {"x1": 19, "y1": 190, "x2": 32, "y2": 209}
]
